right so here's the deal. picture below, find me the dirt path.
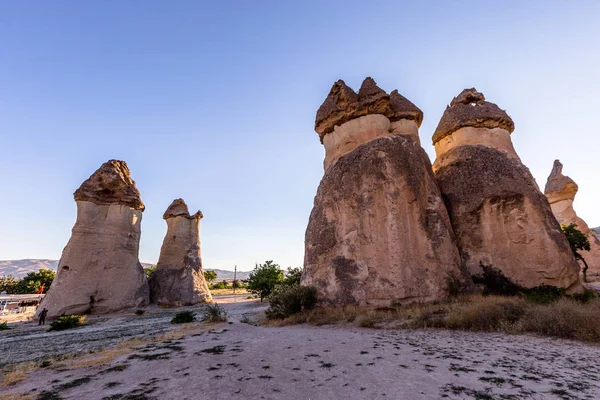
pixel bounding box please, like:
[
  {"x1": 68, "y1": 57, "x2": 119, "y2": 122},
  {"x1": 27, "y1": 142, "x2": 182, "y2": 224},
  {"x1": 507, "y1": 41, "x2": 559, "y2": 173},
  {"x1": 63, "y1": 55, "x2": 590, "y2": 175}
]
[{"x1": 2, "y1": 299, "x2": 600, "y2": 399}]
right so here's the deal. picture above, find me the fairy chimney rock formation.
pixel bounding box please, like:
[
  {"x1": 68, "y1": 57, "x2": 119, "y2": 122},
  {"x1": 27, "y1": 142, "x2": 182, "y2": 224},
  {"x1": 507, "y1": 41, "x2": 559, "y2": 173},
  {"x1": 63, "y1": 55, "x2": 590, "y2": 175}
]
[
  {"x1": 432, "y1": 89, "x2": 581, "y2": 290},
  {"x1": 148, "y1": 199, "x2": 212, "y2": 306},
  {"x1": 302, "y1": 77, "x2": 469, "y2": 306},
  {"x1": 39, "y1": 160, "x2": 149, "y2": 318},
  {"x1": 545, "y1": 160, "x2": 600, "y2": 280},
  {"x1": 316, "y1": 78, "x2": 424, "y2": 170}
]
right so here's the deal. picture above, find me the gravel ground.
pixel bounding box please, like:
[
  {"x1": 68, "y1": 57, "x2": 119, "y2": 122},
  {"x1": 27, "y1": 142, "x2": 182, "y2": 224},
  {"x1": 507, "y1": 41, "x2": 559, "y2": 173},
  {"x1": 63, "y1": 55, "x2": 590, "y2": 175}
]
[{"x1": 2, "y1": 298, "x2": 600, "y2": 400}]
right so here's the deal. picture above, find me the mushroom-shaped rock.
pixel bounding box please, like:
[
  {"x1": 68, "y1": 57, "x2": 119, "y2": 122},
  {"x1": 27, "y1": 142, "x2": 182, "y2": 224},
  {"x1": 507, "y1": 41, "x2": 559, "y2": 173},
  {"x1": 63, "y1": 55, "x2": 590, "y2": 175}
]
[
  {"x1": 315, "y1": 77, "x2": 423, "y2": 144},
  {"x1": 432, "y1": 88, "x2": 515, "y2": 146},
  {"x1": 432, "y1": 91, "x2": 581, "y2": 290},
  {"x1": 38, "y1": 160, "x2": 149, "y2": 318},
  {"x1": 545, "y1": 160, "x2": 600, "y2": 281},
  {"x1": 148, "y1": 199, "x2": 212, "y2": 306},
  {"x1": 303, "y1": 78, "x2": 469, "y2": 306}
]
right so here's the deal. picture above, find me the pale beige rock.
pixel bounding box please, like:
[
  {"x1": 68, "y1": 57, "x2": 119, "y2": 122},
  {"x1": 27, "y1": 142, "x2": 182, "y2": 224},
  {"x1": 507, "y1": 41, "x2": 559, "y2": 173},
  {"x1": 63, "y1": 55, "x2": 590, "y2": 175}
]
[
  {"x1": 545, "y1": 160, "x2": 600, "y2": 280},
  {"x1": 322, "y1": 114, "x2": 420, "y2": 170},
  {"x1": 433, "y1": 126, "x2": 519, "y2": 167},
  {"x1": 148, "y1": 199, "x2": 212, "y2": 306},
  {"x1": 39, "y1": 161, "x2": 149, "y2": 318},
  {"x1": 304, "y1": 79, "x2": 468, "y2": 306},
  {"x1": 432, "y1": 90, "x2": 581, "y2": 291}
]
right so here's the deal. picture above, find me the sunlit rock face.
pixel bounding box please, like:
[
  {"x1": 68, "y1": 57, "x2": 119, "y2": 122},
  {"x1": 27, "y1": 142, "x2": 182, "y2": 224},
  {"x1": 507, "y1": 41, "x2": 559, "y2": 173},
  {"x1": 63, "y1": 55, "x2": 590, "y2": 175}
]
[
  {"x1": 148, "y1": 199, "x2": 212, "y2": 306},
  {"x1": 302, "y1": 78, "x2": 469, "y2": 307},
  {"x1": 432, "y1": 89, "x2": 581, "y2": 291},
  {"x1": 545, "y1": 160, "x2": 600, "y2": 281},
  {"x1": 39, "y1": 160, "x2": 149, "y2": 318}
]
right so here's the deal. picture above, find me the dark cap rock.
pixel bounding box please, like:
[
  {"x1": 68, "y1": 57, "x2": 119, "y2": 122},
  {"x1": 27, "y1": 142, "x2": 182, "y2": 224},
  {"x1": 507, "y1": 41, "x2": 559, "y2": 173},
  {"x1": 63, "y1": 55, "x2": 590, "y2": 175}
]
[
  {"x1": 74, "y1": 160, "x2": 145, "y2": 210},
  {"x1": 432, "y1": 88, "x2": 515, "y2": 145},
  {"x1": 163, "y1": 198, "x2": 202, "y2": 220},
  {"x1": 315, "y1": 77, "x2": 423, "y2": 140}
]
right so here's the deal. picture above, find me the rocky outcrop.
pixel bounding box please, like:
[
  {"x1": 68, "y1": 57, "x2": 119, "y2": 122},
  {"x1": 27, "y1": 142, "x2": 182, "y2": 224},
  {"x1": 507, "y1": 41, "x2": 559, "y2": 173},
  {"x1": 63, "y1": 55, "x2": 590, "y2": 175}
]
[
  {"x1": 432, "y1": 89, "x2": 581, "y2": 290},
  {"x1": 39, "y1": 160, "x2": 149, "y2": 318},
  {"x1": 302, "y1": 78, "x2": 468, "y2": 307},
  {"x1": 545, "y1": 160, "x2": 600, "y2": 280},
  {"x1": 148, "y1": 199, "x2": 212, "y2": 306}
]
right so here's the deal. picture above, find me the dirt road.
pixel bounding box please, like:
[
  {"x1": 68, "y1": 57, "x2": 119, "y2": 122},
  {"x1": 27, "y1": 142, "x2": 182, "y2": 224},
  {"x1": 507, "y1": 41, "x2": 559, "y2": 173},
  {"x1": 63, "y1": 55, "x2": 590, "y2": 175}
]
[{"x1": 1, "y1": 298, "x2": 599, "y2": 399}]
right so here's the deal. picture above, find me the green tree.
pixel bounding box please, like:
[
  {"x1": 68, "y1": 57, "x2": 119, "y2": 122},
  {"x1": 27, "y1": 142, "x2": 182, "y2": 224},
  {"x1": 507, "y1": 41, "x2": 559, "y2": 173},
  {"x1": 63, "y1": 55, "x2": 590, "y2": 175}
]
[
  {"x1": 247, "y1": 260, "x2": 284, "y2": 301},
  {"x1": 144, "y1": 265, "x2": 156, "y2": 278},
  {"x1": 281, "y1": 267, "x2": 303, "y2": 286},
  {"x1": 562, "y1": 223, "x2": 591, "y2": 282},
  {"x1": 0, "y1": 275, "x2": 19, "y2": 294},
  {"x1": 203, "y1": 270, "x2": 218, "y2": 284},
  {"x1": 16, "y1": 269, "x2": 55, "y2": 294}
]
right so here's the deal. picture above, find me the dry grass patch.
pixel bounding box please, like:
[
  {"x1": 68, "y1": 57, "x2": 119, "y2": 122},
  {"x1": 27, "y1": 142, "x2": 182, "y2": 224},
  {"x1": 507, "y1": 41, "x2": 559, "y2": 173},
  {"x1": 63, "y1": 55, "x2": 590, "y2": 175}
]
[
  {"x1": 210, "y1": 288, "x2": 249, "y2": 296},
  {"x1": 520, "y1": 298, "x2": 600, "y2": 341},
  {"x1": 266, "y1": 295, "x2": 600, "y2": 342},
  {"x1": 0, "y1": 393, "x2": 35, "y2": 400},
  {"x1": 0, "y1": 362, "x2": 38, "y2": 387}
]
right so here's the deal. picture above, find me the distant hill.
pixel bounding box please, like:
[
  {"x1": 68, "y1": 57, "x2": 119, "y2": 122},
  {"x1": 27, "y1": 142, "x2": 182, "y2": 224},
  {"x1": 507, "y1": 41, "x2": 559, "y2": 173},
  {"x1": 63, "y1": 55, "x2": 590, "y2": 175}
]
[{"x1": 0, "y1": 259, "x2": 249, "y2": 280}]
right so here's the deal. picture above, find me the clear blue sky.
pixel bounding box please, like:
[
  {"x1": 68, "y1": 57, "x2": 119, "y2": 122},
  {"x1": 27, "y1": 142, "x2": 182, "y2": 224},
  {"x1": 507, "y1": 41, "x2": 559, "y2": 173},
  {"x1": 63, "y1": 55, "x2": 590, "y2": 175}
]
[{"x1": 1, "y1": 1, "x2": 599, "y2": 271}]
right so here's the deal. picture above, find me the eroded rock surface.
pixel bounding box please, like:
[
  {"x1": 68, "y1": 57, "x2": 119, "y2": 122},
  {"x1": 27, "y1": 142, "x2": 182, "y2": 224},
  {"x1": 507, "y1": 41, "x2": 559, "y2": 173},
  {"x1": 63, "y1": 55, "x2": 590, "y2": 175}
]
[
  {"x1": 315, "y1": 77, "x2": 423, "y2": 141},
  {"x1": 39, "y1": 160, "x2": 149, "y2": 318},
  {"x1": 433, "y1": 90, "x2": 581, "y2": 290},
  {"x1": 303, "y1": 78, "x2": 467, "y2": 306},
  {"x1": 148, "y1": 199, "x2": 212, "y2": 306},
  {"x1": 545, "y1": 160, "x2": 600, "y2": 280}
]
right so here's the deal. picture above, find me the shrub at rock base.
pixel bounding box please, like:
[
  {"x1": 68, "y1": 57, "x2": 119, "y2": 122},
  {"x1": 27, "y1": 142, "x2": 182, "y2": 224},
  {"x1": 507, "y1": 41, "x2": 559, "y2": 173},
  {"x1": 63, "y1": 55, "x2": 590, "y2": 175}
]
[
  {"x1": 266, "y1": 285, "x2": 317, "y2": 319},
  {"x1": 49, "y1": 315, "x2": 86, "y2": 331},
  {"x1": 202, "y1": 304, "x2": 227, "y2": 323},
  {"x1": 171, "y1": 311, "x2": 196, "y2": 324}
]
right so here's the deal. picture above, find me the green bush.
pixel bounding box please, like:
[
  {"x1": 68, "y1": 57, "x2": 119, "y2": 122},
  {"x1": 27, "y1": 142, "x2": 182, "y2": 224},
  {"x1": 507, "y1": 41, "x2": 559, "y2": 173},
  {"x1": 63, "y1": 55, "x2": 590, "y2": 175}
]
[
  {"x1": 0, "y1": 321, "x2": 10, "y2": 330},
  {"x1": 571, "y1": 289, "x2": 598, "y2": 303},
  {"x1": 211, "y1": 280, "x2": 231, "y2": 290},
  {"x1": 266, "y1": 285, "x2": 317, "y2": 319},
  {"x1": 171, "y1": 311, "x2": 196, "y2": 324},
  {"x1": 49, "y1": 315, "x2": 86, "y2": 331},
  {"x1": 248, "y1": 261, "x2": 284, "y2": 301},
  {"x1": 472, "y1": 263, "x2": 521, "y2": 296},
  {"x1": 203, "y1": 270, "x2": 218, "y2": 284},
  {"x1": 202, "y1": 304, "x2": 227, "y2": 323},
  {"x1": 524, "y1": 284, "x2": 565, "y2": 304},
  {"x1": 135, "y1": 309, "x2": 145, "y2": 316}
]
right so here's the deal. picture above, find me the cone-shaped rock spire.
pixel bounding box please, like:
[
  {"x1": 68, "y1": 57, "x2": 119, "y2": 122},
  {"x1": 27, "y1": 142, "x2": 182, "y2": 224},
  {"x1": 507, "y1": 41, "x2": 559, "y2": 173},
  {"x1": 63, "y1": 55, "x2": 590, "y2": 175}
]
[
  {"x1": 303, "y1": 79, "x2": 469, "y2": 306},
  {"x1": 431, "y1": 90, "x2": 581, "y2": 291},
  {"x1": 544, "y1": 160, "x2": 578, "y2": 203},
  {"x1": 148, "y1": 199, "x2": 212, "y2": 306},
  {"x1": 38, "y1": 160, "x2": 149, "y2": 318},
  {"x1": 544, "y1": 160, "x2": 600, "y2": 281}
]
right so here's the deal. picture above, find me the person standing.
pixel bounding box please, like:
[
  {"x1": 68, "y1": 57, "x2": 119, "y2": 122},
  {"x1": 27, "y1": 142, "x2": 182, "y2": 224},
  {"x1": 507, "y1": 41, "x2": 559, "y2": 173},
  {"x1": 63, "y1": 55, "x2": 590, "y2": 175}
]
[{"x1": 39, "y1": 308, "x2": 48, "y2": 326}]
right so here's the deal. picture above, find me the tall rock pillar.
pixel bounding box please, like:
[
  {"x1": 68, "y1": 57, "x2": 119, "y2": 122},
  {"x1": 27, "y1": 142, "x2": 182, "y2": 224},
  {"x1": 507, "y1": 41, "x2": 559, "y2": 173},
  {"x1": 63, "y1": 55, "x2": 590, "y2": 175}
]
[
  {"x1": 432, "y1": 89, "x2": 581, "y2": 290},
  {"x1": 302, "y1": 77, "x2": 468, "y2": 306},
  {"x1": 545, "y1": 160, "x2": 600, "y2": 280},
  {"x1": 39, "y1": 160, "x2": 149, "y2": 318},
  {"x1": 148, "y1": 199, "x2": 212, "y2": 306}
]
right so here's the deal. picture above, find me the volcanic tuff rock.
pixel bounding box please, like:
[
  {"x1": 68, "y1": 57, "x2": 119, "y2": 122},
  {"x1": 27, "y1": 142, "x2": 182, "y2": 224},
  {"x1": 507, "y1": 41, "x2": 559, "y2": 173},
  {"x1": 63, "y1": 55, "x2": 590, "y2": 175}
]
[
  {"x1": 38, "y1": 160, "x2": 149, "y2": 318},
  {"x1": 74, "y1": 160, "x2": 145, "y2": 210},
  {"x1": 314, "y1": 77, "x2": 423, "y2": 141},
  {"x1": 303, "y1": 78, "x2": 468, "y2": 306},
  {"x1": 432, "y1": 90, "x2": 581, "y2": 290},
  {"x1": 148, "y1": 199, "x2": 211, "y2": 306},
  {"x1": 545, "y1": 160, "x2": 600, "y2": 280}
]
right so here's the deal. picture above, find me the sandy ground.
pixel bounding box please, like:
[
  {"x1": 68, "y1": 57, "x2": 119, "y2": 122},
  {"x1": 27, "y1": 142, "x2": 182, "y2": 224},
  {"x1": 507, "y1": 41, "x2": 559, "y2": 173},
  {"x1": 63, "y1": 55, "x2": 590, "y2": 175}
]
[{"x1": 1, "y1": 296, "x2": 600, "y2": 400}]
